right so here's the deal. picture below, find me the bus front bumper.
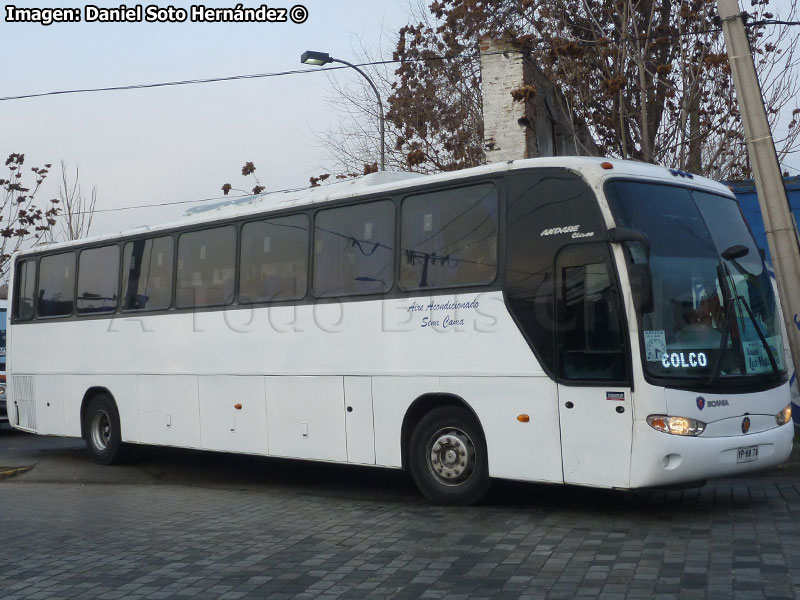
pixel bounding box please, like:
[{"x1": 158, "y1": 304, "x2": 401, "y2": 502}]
[{"x1": 629, "y1": 418, "x2": 794, "y2": 488}]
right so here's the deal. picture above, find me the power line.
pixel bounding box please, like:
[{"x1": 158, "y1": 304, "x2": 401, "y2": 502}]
[
  {"x1": 751, "y1": 20, "x2": 800, "y2": 27},
  {"x1": 3, "y1": 20, "x2": 795, "y2": 104},
  {"x1": 76, "y1": 187, "x2": 304, "y2": 216},
  {"x1": 782, "y1": 163, "x2": 800, "y2": 175},
  {"x1": 4, "y1": 17, "x2": 797, "y2": 219},
  {"x1": 0, "y1": 64, "x2": 358, "y2": 102},
  {"x1": 0, "y1": 55, "x2": 470, "y2": 103}
]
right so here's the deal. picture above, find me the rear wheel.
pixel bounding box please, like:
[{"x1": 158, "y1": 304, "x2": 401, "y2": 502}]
[
  {"x1": 408, "y1": 406, "x2": 490, "y2": 505},
  {"x1": 83, "y1": 393, "x2": 129, "y2": 465}
]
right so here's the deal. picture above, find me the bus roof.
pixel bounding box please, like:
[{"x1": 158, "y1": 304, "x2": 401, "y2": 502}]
[{"x1": 16, "y1": 157, "x2": 733, "y2": 257}]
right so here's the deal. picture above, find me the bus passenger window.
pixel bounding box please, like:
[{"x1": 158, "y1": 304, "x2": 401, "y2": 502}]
[
  {"x1": 400, "y1": 183, "x2": 498, "y2": 290},
  {"x1": 313, "y1": 200, "x2": 394, "y2": 297},
  {"x1": 240, "y1": 214, "x2": 308, "y2": 303},
  {"x1": 37, "y1": 252, "x2": 76, "y2": 318},
  {"x1": 176, "y1": 227, "x2": 236, "y2": 308},
  {"x1": 122, "y1": 237, "x2": 174, "y2": 311},
  {"x1": 14, "y1": 260, "x2": 37, "y2": 320},
  {"x1": 77, "y1": 246, "x2": 120, "y2": 315}
]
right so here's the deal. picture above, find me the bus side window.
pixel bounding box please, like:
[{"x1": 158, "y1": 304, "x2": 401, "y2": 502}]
[
  {"x1": 14, "y1": 260, "x2": 37, "y2": 321},
  {"x1": 313, "y1": 200, "x2": 394, "y2": 297},
  {"x1": 37, "y1": 252, "x2": 76, "y2": 318},
  {"x1": 122, "y1": 237, "x2": 174, "y2": 311},
  {"x1": 400, "y1": 183, "x2": 498, "y2": 290},
  {"x1": 77, "y1": 245, "x2": 120, "y2": 315},
  {"x1": 557, "y1": 245, "x2": 627, "y2": 382},
  {"x1": 176, "y1": 226, "x2": 236, "y2": 308},
  {"x1": 240, "y1": 214, "x2": 309, "y2": 303}
]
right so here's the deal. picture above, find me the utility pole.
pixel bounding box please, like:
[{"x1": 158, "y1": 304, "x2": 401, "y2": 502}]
[{"x1": 717, "y1": 0, "x2": 800, "y2": 382}]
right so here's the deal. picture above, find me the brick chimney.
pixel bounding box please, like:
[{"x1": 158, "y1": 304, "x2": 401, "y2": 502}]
[{"x1": 479, "y1": 37, "x2": 597, "y2": 163}]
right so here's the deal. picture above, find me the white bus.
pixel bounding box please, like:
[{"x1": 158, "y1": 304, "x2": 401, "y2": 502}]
[
  {"x1": 6, "y1": 157, "x2": 794, "y2": 504},
  {"x1": 0, "y1": 300, "x2": 7, "y2": 426}
]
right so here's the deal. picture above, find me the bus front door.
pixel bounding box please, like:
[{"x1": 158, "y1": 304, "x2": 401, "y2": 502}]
[{"x1": 555, "y1": 243, "x2": 633, "y2": 488}]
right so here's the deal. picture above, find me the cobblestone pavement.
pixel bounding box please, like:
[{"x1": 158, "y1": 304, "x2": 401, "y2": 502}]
[{"x1": 1, "y1": 438, "x2": 800, "y2": 599}]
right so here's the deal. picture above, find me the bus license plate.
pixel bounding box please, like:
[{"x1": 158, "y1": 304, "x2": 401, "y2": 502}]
[{"x1": 737, "y1": 446, "x2": 759, "y2": 463}]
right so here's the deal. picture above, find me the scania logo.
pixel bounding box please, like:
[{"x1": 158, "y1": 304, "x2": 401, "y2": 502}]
[
  {"x1": 696, "y1": 397, "x2": 729, "y2": 410},
  {"x1": 742, "y1": 417, "x2": 751, "y2": 434}
]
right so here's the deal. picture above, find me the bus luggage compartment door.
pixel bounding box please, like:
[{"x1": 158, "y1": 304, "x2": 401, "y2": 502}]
[{"x1": 555, "y1": 243, "x2": 633, "y2": 488}]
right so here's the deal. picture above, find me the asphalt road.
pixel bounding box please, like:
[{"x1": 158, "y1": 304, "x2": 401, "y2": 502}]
[{"x1": 1, "y1": 424, "x2": 800, "y2": 599}]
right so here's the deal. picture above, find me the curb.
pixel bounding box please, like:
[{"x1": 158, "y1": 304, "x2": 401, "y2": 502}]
[{"x1": 0, "y1": 467, "x2": 30, "y2": 480}]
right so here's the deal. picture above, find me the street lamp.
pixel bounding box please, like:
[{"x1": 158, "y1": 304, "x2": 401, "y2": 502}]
[{"x1": 301, "y1": 50, "x2": 386, "y2": 171}]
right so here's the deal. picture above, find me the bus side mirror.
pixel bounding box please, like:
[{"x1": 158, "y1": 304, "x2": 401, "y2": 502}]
[
  {"x1": 607, "y1": 227, "x2": 654, "y2": 313},
  {"x1": 607, "y1": 227, "x2": 650, "y2": 259}
]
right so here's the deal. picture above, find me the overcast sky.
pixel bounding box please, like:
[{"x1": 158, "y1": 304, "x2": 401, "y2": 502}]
[
  {"x1": 2, "y1": 0, "x2": 410, "y2": 235},
  {"x1": 2, "y1": 0, "x2": 799, "y2": 239}
]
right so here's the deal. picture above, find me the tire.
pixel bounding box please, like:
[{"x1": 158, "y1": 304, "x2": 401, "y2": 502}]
[
  {"x1": 408, "y1": 406, "x2": 491, "y2": 505},
  {"x1": 83, "y1": 393, "x2": 129, "y2": 465}
]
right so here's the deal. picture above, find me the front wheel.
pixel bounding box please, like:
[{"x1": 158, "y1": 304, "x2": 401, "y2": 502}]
[
  {"x1": 83, "y1": 393, "x2": 129, "y2": 465},
  {"x1": 408, "y1": 406, "x2": 491, "y2": 505}
]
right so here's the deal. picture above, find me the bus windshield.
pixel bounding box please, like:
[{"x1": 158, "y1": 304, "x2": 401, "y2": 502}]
[{"x1": 606, "y1": 181, "x2": 785, "y2": 382}]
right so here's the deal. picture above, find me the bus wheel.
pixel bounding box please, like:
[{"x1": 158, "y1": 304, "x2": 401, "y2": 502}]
[
  {"x1": 409, "y1": 406, "x2": 490, "y2": 505},
  {"x1": 83, "y1": 393, "x2": 128, "y2": 465}
]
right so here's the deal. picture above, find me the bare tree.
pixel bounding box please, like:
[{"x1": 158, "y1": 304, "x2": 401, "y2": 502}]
[
  {"x1": 312, "y1": 3, "x2": 484, "y2": 174},
  {"x1": 0, "y1": 153, "x2": 59, "y2": 281},
  {"x1": 317, "y1": 0, "x2": 800, "y2": 180},
  {"x1": 53, "y1": 160, "x2": 97, "y2": 241},
  {"x1": 311, "y1": 35, "x2": 409, "y2": 174}
]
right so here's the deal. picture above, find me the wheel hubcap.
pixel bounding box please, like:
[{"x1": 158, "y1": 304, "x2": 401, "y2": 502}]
[
  {"x1": 91, "y1": 410, "x2": 111, "y2": 451},
  {"x1": 428, "y1": 427, "x2": 476, "y2": 486}
]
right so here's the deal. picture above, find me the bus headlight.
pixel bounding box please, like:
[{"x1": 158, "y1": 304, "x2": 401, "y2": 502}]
[
  {"x1": 776, "y1": 404, "x2": 792, "y2": 426},
  {"x1": 0, "y1": 384, "x2": 6, "y2": 396},
  {"x1": 647, "y1": 415, "x2": 706, "y2": 436}
]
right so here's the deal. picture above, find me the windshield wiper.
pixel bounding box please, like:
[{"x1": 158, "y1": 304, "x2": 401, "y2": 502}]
[
  {"x1": 730, "y1": 289, "x2": 780, "y2": 374},
  {"x1": 708, "y1": 264, "x2": 734, "y2": 384},
  {"x1": 720, "y1": 245, "x2": 780, "y2": 375},
  {"x1": 708, "y1": 245, "x2": 780, "y2": 381}
]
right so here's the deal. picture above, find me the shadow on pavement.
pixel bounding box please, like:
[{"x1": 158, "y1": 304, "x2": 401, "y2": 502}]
[{"x1": 2, "y1": 424, "x2": 796, "y2": 513}]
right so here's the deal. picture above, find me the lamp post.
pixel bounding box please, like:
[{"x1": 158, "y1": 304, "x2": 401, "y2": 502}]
[{"x1": 301, "y1": 50, "x2": 386, "y2": 171}]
